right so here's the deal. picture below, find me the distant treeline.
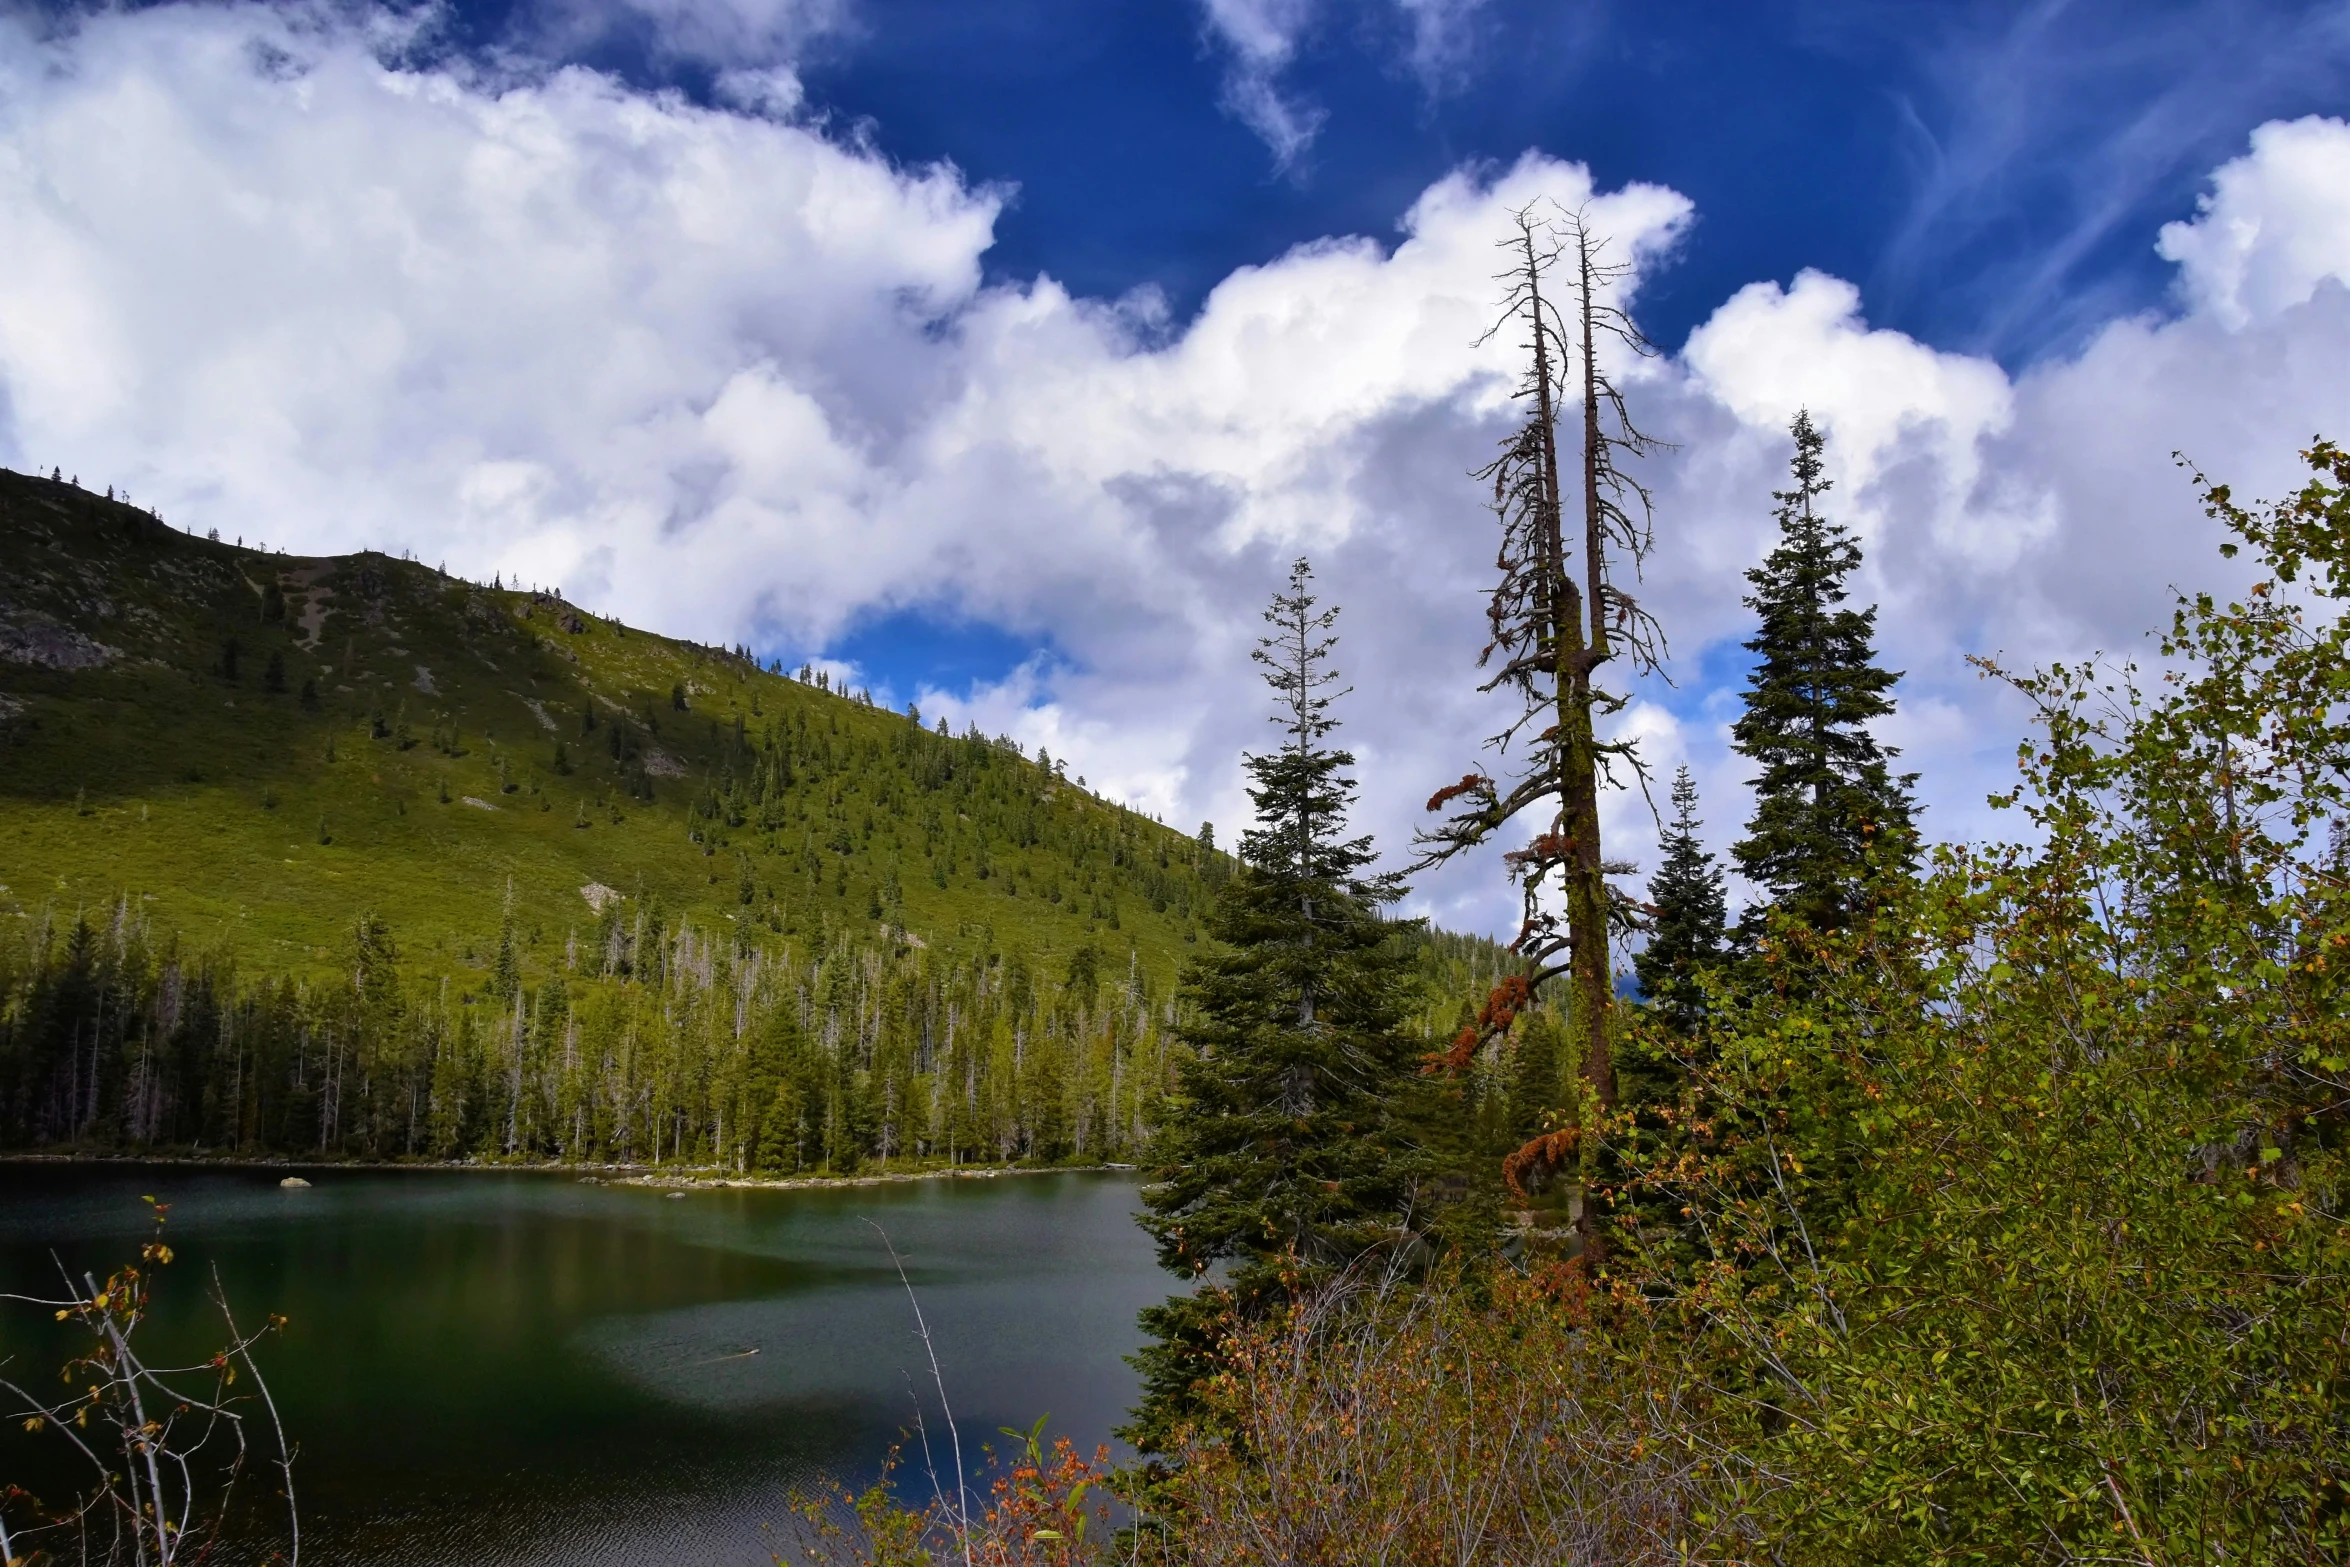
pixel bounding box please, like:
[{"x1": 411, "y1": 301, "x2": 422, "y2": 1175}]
[{"x1": 0, "y1": 901, "x2": 1513, "y2": 1170}]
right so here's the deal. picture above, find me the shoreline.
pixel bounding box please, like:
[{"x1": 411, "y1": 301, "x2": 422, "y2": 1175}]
[{"x1": 0, "y1": 1151, "x2": 1140, "y2": 1191}]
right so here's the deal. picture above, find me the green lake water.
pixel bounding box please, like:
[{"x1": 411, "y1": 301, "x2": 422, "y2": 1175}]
[{"x1": 0, "y1": 1165, "x2": 1163, "y2": 1565}]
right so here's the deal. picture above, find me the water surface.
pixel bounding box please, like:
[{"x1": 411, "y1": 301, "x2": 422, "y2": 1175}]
[{"x1": 0, "y1": 1166, "x2": 1161, "y2": 1565}]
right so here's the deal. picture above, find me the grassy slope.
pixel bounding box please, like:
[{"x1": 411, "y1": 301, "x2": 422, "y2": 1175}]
[{"x1": 0, "y1": 469, "x2": 1219, "y2": 991}]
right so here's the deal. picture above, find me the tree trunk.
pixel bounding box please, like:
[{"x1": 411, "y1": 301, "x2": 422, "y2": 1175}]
[{"x1": 1570, "y1": 225, "x2": 1617, "y2": 1126}]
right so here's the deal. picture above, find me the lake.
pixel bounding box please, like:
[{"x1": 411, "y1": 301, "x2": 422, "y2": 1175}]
[{"x1": 0, "y1": 1165, "x2": 1164, "y2": 1565}]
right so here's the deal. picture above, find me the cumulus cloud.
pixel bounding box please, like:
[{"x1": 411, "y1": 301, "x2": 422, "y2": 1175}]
[
  {"x1": 2157, "y1": 115, "x2": 2350, "y2": 328},
  {"x1": 0, "y1": 1, "x2": 997, "y2": 628},
  {"x1": 5, "y1": 3, "x2": 2350, "y2": 944}
]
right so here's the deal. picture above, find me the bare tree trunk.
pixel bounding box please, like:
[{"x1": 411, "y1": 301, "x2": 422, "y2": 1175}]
[{"x1": 1569, "y1": 222, "x2": 1618, "y2": 1121}]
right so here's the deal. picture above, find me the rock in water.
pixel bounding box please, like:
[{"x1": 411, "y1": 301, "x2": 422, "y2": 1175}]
[{"x1": 280, "y1": 1176, "x2": 312, "y2": 1189}]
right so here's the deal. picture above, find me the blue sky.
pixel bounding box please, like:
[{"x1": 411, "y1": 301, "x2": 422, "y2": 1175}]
[
  {"x1": 797, "y1": 1, "x2": 2344, "y2": 359},
  {"x1": 499, "y1": 0, "x2": 2350, "y2": 360},
  {"x1": 5, "y1": 0, "x2": 2350, "y2": 928}
]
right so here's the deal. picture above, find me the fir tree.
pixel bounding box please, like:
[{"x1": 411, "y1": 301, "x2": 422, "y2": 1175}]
[
  {"x1": 1127, "y1": 558, "x2": 1417, "y2": 1458},
  {"x1": 1634, "y1": 766, "x2": 1726, "y2": 1035},
  {"x1": 756, "y1": 1078, "x2": 806, "y2": 1172},
  {"x1": 489, "y1": 895, "x2": 522, "y2": 1005},
  {"x1": 1732, "y1": 410, "x2": 1915, "y2": 934}
]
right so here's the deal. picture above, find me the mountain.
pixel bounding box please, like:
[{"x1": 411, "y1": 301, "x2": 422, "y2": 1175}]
[
  {"x1": 0, "y1": 466, "x2": 1219, "y2": 987},
  {"x1": 0, "y1": 466, "x2": 1241, "y2": 1166},
  {"x1": 0, "y1": 467, "x2": 1509, "y2": 1168}
]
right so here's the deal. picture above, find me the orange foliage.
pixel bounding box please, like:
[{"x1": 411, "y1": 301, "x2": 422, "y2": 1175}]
[
  {"x1": 1422, "y1": 974, "x2": 1530, "y2": 1075},
  {"x1": 1502, "y1": 1124, "x2": 1580, "y2": 1205},
  {"x1": 1423, "y1": 772, "x2": 1493, "y2": 814},
  {"x1": 1163, "y1": 1272, "x2": 1738, "y2": 1564},
  {"x1": 969, "y1": 1433, "x2": 1116, "y2": 1567},
  {"x1": 785, "y1": 1426, "x2": 1116, "y2": 1567}
]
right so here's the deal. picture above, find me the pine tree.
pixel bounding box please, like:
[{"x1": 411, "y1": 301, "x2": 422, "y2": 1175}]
[
  {"x1": 1731, "y1": 411, "x2": 1916, "y2": 934},
  {"x1": 1127, "y1": 558, "x2": 1416, "y2": 1457},
  {"x1": 1635, "y1": 766, "x2": 1726, "y2": 1034}
]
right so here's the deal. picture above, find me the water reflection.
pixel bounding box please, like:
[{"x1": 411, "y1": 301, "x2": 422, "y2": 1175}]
[{"x1": 0, "y1": 1167, "x2": 1160, "y2": 1566}]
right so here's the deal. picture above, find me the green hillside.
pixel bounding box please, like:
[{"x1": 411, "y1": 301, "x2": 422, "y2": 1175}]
[
  {"x1": 0, "y1": 467, "x2": 1510, "y2": 1170},
  {"x1": 0, "y1": 466, "x2": 1220, "y2": 991}
]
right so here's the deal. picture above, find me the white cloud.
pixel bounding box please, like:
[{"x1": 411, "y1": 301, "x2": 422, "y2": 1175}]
[
  {"x1": 1647, "y1": 115, "x2": 2350, "y2": 891},
  {"x1": 0, "y1": 1, "x2": 995, "y2": 634},
  {"x1": 1196, "y1": 0, "x2": 1325, "y2": 169},
  {"x1": 1863, "y1": 0, "x2": 2350, "y2": 358},
  {"x1": 6, "y1": 5, "x2": 2350, "y2": 942},
  {"x1": 2157, "y1": 115, "x2": 2350, "y2": 328},
  {"x1": 1193, "y1": 0, "x2": 1496, "y2": 168},
  {"x1": 523, "y1": 0, "x2": 851, "y2": 69},
  {"x1": 1683, "y1": 270, "x2": 2024, "y2": 568},
  {"x1": 1393, "y1": 0, "x2": 1490, "y2": 85}
]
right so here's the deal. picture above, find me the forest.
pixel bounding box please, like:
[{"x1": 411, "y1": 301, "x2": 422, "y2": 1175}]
[{"x1": 0, "y1": 889, "x2": 1505, "y2": 1172}]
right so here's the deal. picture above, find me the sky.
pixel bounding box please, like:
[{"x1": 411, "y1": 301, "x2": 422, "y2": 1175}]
[{"x1": 4, "y1": 0, "x2": 2350, "y2": 939}]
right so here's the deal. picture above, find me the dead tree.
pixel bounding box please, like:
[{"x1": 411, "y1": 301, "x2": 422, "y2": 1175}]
[{"x1": 1419, "y1": 204, "x2": 1665, "y2": 1250}]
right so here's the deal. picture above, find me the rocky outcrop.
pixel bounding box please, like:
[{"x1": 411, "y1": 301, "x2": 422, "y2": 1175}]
[{"x1": 0, "y1": 604, "x2": 116, "y2": 669}]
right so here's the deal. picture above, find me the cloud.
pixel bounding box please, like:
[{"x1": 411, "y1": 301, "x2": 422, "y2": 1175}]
[
  {"x1": 519, "y1": 0, "x2": 852, "y2": 69},
  {"x1": 1648, "y1": 113, "x2": 2350, "y2": 887},
  {"x1": 2158, "y1": 115, "x2": 2350, "y2": 327},
  {"x1": 1392, "y1": 0, "x2": 1489, "y2": 82},
  {"x1": 1195, "y1": 0, "x2": 1326, "y2": 169},
  {"x1": 1684, "y1": 270, "x2": 2016, "y2": 557},
  {"x1": 1193, "y1": 0, "x2": 1495, "y2": 169},
  {"x1": 0, "y1": 1, "x2": 997, "y2": 625},
  {"x1": 6, "y1": 3, "x2": 2350, "y2": 945}
]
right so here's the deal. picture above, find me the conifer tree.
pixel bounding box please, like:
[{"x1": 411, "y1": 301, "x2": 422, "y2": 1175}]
[
  {"x1": 1732, "y1": 411, "x2": 1915, "y2": 934},
  {"x1": 1634, "y1": 765, "x2": 1726, "y2": 1034},
  {"x1": 489, "y1": 893, "x2": 522, "y2": 1005},
  {"x1": 1128, "y1": 558, "x2": 1416, "y2": 1457}
]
